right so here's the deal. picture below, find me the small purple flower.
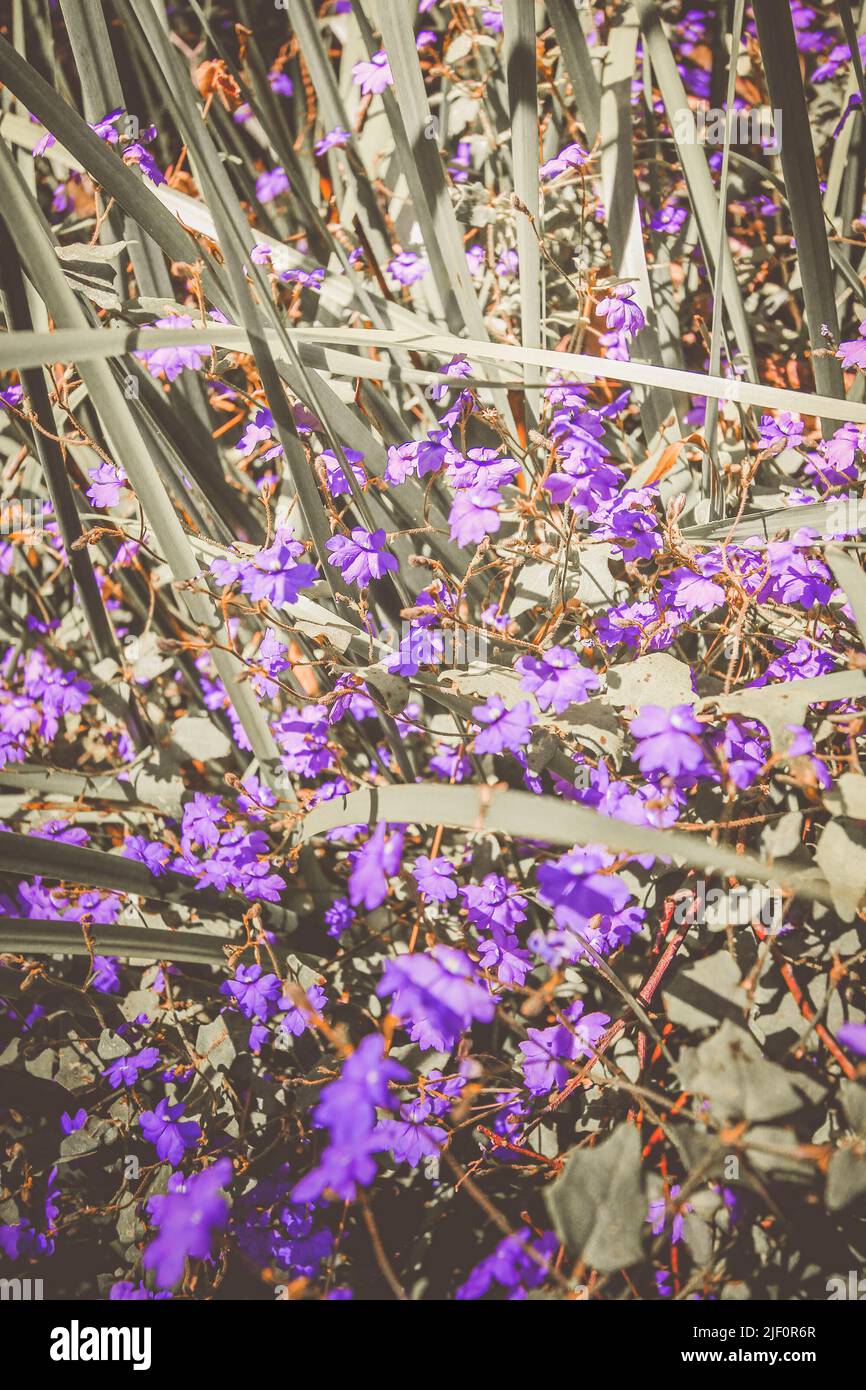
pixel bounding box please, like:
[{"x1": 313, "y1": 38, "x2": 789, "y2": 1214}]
[
  {"x1": 123, "y1": 143, "x2": 165, "y2": 185},
  {"x1": 413, "y1": 854, "x2": 458, "y2": 903},
  {"x1": 349, "y1": 823, "x2": 405, "y2": 910},
  {"x1": 837, "y1": 321, "x2": 866, "y2": 371},
  {"x1": 221, "y1": 963, "x2": 282, "y2": 1021},
  {"x1": 139, "y1": 1098, "x2": 202, "y2": 1166},
  {"x1": 650, "y1": 201, "x2": 687, "y2": 235},
  {"x1": 630, "y1": 704, "x2": 709, "y2": 780},
  {"x1": 540, "y1": 142, "x2": 589, "y2": 180},
  {"x1": 315, "y1": 126, "x2": 351, "y2": 156},
  {"x1": 143, "y1": 1158, "x2": 232, "y2": 1288},
  {"x1": 279, "y1": 982, "x2": 327, "y2": 1037},
  {"x1": 647, "y1": 1184, "x2": 692, "y2": 1244},
  {"x1": 255, "y1": 166, "x2": 290, "y2": 202},
  {"x1": 322, "y1": 447, "x2": 365, "y2": 497},
  {"x1": 87, "y1": 462, "x2": 127, "y2": 509},
  {"x1": 448, "y1": 486, "x2": 502, "y2": 546},
  {"x1": 103, "y1": 1047, "x2": 161, "y2": 1087},
  {"x1": 134, "y1": 314, "x2": 208, "y2": 382},
  {"x1": 325, "y1": 897, "x2": 356, "y2": 939},
  {"x1": 519, "y1": 999, "x2": 611, "y2": 1095},
  {"x1": 472, "y1": 696, "x2": 533, "y2": 754},
  {"x1": 122, "y1": 836, "x2": 172, "y2": 877},
  {"x1": 292, "y1": 1035, "x2": 408, "y2": 1203},
  {"x1": 181, "y1": 793, "x2": 225, "y2": 854},
  {"x1": 377, "y1": 946, "x2": 496, "y2": 1051},
  {"x1": 91, "y1": 956, "x2": 120, "y2": 993},
  {"x1": 60, "y1": 1108, "x2": 87, "y2": 1135},
  {"x1": 516, "y1": 647, "x2": 600, "y2": 714},
  {"x1": 352, "y1": 51, "x2": 394, "y2": 96},
  {"x1": 326, "y1": 527, "x2": 398, "y2": 588},
  {"x1": 537, "y1": 846, "x2": 632, "y2": 928},
  {"x1": 595, "y1": 284, "x2": 645, "y2": 340},
  {"x1": 387, "y1": 251, "x2": 428, "y2": 287},
  {"x1": 456, "y1": 1228, "x2": 559, "y2": 1299},
  {"x1": 838, "y1": 1022, "x2": 866, "y2": 1056},
  {"x1": 236, "y1": 531, "x2": 318, "y2": 606}
]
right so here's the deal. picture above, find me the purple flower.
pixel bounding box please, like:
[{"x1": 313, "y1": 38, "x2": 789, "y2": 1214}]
[
  {"x1": 461, "y1": 875, "x2": 527, "y2": 934},
  {"x1": 60, "y1": 1108, "x2": 87, "y2": 1135},
  {"x1": 472, "y1": 696, "x2": 533, "y2": 754},
  {"x1": 87, "y1": 462, "x2": 127, "y2": 509},
  {"x1": 838, "y1": 1022, "x2": 866, "y2": 1056},
  {"x1": 349, "y1": 823, "x2": 405, "y2": 909},
  {"x1": 256, "y1": 166, "x2": 290, "y2": 202},
  {"x1": 221, "y1": 963, "x2": 282, "y2": 1021},
  {"x1": 412, "y1": 854, "x2": 458, "y2": 903},
  {"x1": 480, "y1": 5, "x2": 504, "y2": 32},
  {"x1": 122, "y1": 836, "x2": 172, "y2": 877},
  {"x1": 236, "y1": 407, "x2": 278, "y2": 459},
  {"x1": 315, "y1": 126, "x2": 351, "y2": 156},
  {"x1": 759, "y1": 412, "x2": 804, "y2": 453},
  {"x1": 275, "y1": 705, "x2": 334, "y2": 779},
  {"x1": 448, "y1": 139, "x2": 473, "y2": 182},
  {"x1": 658, "y1": 568, "x2": 725, "y2": 618},
  {"x1": 352, "y1": 51, "x2": 394, "y2": 96},
  {"x1": 837, "y1": 322, "x2": 866, "y2": 371},
  {"x1": 293, "y1": 1035, "x2": 408, "y2": 1203},
  {"x1": 279, "y1": 982, "x2": 327, "y2": 1037},
  {"x1": 139, "y1": 1098, "x2": 202, "y2": 1165},
  {"x1": 91, "y1": 956, "x2": 120, "y2": 993},
  {"x1": 516, "y1": 647, "x2": 600, "y2": 713},
  {"x1": 102, "y1": 1047, "x2": 161, "y2": 1088},
  {"x1": 280, "y1": 266, "x2": 325, "y2": 291},
  {"x1": 110, "y1": 1281, "x2": 170, "y2": 1300},
  {"x1": 134, "y1": 314, "x2": 209, "y2": 382},
  {"x1": 540, "y1": 142, "x2": 589, "y2": 180},
  {"x1": 387, "y1": 251, "x2": 428, "y2": 286},
  {"x1": 650, "y1": 201, "x2": 687, "y2": 235},
  {"x1": 181, "y1": 793, "x2": 225, "y2": 854},
  {"x1": 519, "y1": 999, "x2": 610, "y2": 1095},
  {"x1": 123, "y1": 143, "x2": 165, "y2": 185},
  {"x1": 326, "y1": 527, "x2": 398, "y2": 587},
  {"x1": 235, "y1": 531, "x2": 318, "y2": 606},
  {"x1": 325, "y1": 897, "x2": 356, "y2": 939},
  {"x1": 449, "y1": 486, "x2": 502, "y2": 546},
  {"x1": 376, "y1": 946, "x2": 496, "y2": 1051},
  {"x1": 630, "y1": 704, "x2": 709, "y2": 780},
  {"x1": 143, "y1": 1158, "x2": 232, "y2": 1288},
  {"x1": 536, "y1": 847, "x2": 632, "y2": 927},
  {"x1": 648, "y1": 1184, "x2": 692, "y2": 1244},
  {"x1": 322, "y1": 447, "x2": 365, "y2": 497},
  {"x1": 595, "y1": 284, "x2": 645, "y2": 339},
  {"x1": 456, "y1": 1228, "x2": 559, "y2": 1299}
]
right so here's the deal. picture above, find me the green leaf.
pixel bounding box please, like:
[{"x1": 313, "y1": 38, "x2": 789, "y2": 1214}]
[
  {"x1": 678, "y1": 1020, "x2": 826, "y2": 1123},
  {"x1": 0, "y1": 919, "x2": 232, "y2": 966},
  {"x1": 826, "y1": 1147, "x2": 866, "y2": 1211},
  {"x1": 171, "y1": 714, "x2": 233, "y2": 763},
  {"x1": 663, "y1": 951, "x2": 746, "y2": 1031},
  {"x1": 296, "y1": 781, "x2": 832, "y2": 904},
  {"x1": 753, "y1": 0, "x2": 846, "y2": 420},
  {"x1": 545, "y1": 1125, "x2": 645, "y2": 1271},
  {"x1": 814, "y1": 820, "x2": 866, "y2": 923}
]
